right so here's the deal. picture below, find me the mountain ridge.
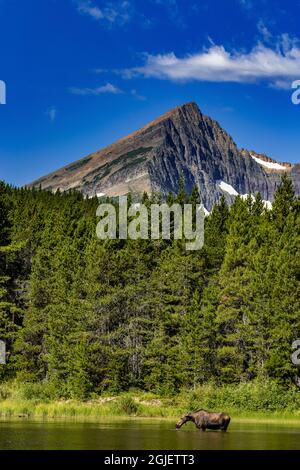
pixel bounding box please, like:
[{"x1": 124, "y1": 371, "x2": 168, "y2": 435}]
[{"x1": 30, "y1": 102, "x2": 299, "y2": 210}]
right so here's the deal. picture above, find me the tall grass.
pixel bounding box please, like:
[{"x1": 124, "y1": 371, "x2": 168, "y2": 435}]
[
  {"x1": 0, "y1": 379, "x2": 299, "y2": 421},
  {"x1": 183, "y1": 379, "x2": 300, "y2": 413}
]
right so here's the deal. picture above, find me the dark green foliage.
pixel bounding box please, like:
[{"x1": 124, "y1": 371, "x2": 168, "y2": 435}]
[
  {"x1": 0, "y1": 175, "x2": 299, "y2": 400},
  {"x1": 116, "y1": 395, "x2": 140, "y2": 415}
]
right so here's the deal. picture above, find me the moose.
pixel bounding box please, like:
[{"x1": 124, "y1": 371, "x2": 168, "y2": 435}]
[{"x1": 176, "y1": 409, "x2": 231, "y2": 432}]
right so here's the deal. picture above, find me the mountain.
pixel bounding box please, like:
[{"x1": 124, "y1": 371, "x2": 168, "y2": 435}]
[{"x1": 30, "y1": 102, "x2": 299, "y2": 210}]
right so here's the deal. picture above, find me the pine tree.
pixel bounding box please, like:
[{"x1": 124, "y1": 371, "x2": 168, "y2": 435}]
[
  {"x1": 203, "y1": 195, "x2": 229, "y2": 270},
  {"x1": 0, "y1": 182, "x2": 23, "y2": 379},
  {"x1": 214, "y1": 197, "x2": 255, "y2": 382},
  {"x1": 272, "y1": 174, "x2": 295, "y2": 231},
  {"x1": 266, "y1": 205, "x2": 300, "y2": 384}
]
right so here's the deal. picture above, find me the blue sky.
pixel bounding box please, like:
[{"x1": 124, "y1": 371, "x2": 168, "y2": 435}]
[{"x1": 0, "y1": 0, "x2": 299, "y2": 186}]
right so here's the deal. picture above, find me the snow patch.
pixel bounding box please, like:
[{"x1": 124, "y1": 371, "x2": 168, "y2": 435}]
[
  {"x1": 202, "y1": 205, "x2": 210, "y2": 217},
  {"x1": 88, "y1": 192, "x2": 106, "y2": 199},
  {"x1": 263, "y1": 200, "x2": 272, "y2": 210},
  {"x1": 197, "y1": 204, "x2": 210, "y2": 217},
  {"x1": 218, "y1": 181, "x2": 239, "y2": 196},
  {"x1": 241, "y1": 193, "x2": 272, "y2": 210},
  {"x1": 241, "y1": 194, "x2": 255, "y2": 201},
  {"x1": 250, "y1": 154, "x2": 286, "y2": 171}
]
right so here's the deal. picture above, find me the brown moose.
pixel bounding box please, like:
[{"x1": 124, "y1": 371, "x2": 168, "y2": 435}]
[{"x1": 176, "y1": 409, "x2": 231, "y2": 432}]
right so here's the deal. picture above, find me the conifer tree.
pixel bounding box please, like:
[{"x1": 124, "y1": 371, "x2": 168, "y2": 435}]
[{"x1": 272, "y1": 174, "x2": 295, "y2": 231}]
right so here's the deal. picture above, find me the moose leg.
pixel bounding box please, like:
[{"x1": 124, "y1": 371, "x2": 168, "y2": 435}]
[
  {"x1": 221, "y1": 418, "x2": 230, "y2": 432},
  {"x1": 197, "y1": 423, "x2": 206, "y2": 432}
]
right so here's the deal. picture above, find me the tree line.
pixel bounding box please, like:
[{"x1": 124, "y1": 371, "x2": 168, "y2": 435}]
[{"x1": 0, "y1": 175, "x2": 299, "y2": 398}]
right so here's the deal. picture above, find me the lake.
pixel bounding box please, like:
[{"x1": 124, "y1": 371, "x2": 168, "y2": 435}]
[{"x1": 0, "y1": 419, "x2": 299, "y2": 450}]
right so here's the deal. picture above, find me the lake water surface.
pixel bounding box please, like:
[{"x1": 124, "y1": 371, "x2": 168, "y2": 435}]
[{"x1": 0, "y1": 419, "x2": 299, "y2": 450}]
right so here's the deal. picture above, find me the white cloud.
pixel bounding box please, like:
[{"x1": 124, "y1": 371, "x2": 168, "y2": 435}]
[
  {"x1": 94, "y1": 68, "x2": 108, "y2": 74},
  {"x1": 257, "y1": 19, "x2": 272, "y2": 43},
  {"x1": 46, "y1": 106, "x2": 57, "y2": 122},
  {"x1": 77, "y1": 1, "x2": 103, "y2": 20},
  {"x1": 76, "y1": 1, "x2": 132, "y2": 25},
  {"x1": 152, "y1": 0, "x2": 185, "y2": 28},
  {"x1": 125, "y1": 37, "x2": 300, "y2": 89},
  {"x1": 130, "y1": 89, "x2": 146, "y2": 101},
  {"x1": 238, "y1": 0, "x2": 253, "y2": 10},
  {"x1": 69, "y1": 83, "x2": 123, "y2": 95}
]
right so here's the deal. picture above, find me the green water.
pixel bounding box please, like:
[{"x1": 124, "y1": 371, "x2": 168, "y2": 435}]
[{"x1": 0, "y1": 419, "x2": 299, "y2": 450}]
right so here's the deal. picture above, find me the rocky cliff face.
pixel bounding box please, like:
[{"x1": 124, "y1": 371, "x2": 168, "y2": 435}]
[{"x1": 31, "y1": 102, "x2": 299, "y2": 210}]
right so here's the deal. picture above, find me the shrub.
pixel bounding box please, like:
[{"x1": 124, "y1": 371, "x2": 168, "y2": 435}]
[
  {"x1": 0, "y1": 383, "x2": 11, "y2": 401},
  {"x1": 19, "y1": 382, "x2": 55, "y2": 402},
  {"x1": 183, "y1": 379, "x2": 300, "y2": 413},
  {"x1": 116, "y1": 395, "x2": 140, "y2": 415}
]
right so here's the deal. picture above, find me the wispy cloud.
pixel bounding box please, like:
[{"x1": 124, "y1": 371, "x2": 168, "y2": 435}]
[
  {"x1": 152, "y1": 0, "x2": 185, "y2": 28},
  {"x1": 75, "y1": 0, "x2": 193, "y2": 30},
  {"x1": 69, "y1": 83, "x2": 123, "y2": 95},
  {"x1": 77, "y1": 0, "x2": 103, "y2": 20},
  {"x1": 76, "y1": 0, "x2": 132, "y2": 26},
  {"x1": 130, "y1": 89, "x2": 146, "y2": 101},
  {"x1": 257, "y1": 19, "x2": 272, "y2": 43},
  {"x1": 94, "y1": 68, "x2": 108, "y2": 74},
  {"x1": 238, "y1": 0, "x2": 254, "y2": 10},
  {"x1": 46, "y1": 106, "x2": 57, "y2": 122},
  {"x1": 124, "y1": 35, "x2": 300, "y2": 89}
]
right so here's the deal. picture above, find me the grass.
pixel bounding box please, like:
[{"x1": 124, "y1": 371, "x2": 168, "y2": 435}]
[
  {"x1": 0, "y1": 380, "x2": 299, "y2": 423},
  {"x1": 0, "y1": 399, "x2": 300, "y2": 424}
]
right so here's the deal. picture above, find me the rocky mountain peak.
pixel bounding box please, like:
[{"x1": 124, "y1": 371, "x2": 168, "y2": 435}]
[{"x1": 30, "y1": 102, "x2": 299, "y2": 210}]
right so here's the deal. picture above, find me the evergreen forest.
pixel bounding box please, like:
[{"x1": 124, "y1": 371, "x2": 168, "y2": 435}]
[{"x1": 0, "y1": 175, "x2": 299, "y2": 403}]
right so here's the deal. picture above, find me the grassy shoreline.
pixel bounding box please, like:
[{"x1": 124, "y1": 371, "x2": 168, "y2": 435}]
[
  {"x1": 1, "y1": 398, "x2": 300, "y2": 423},
  {"x1": 1, "y1": 380, "x2": 300, "y2": 423}
]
